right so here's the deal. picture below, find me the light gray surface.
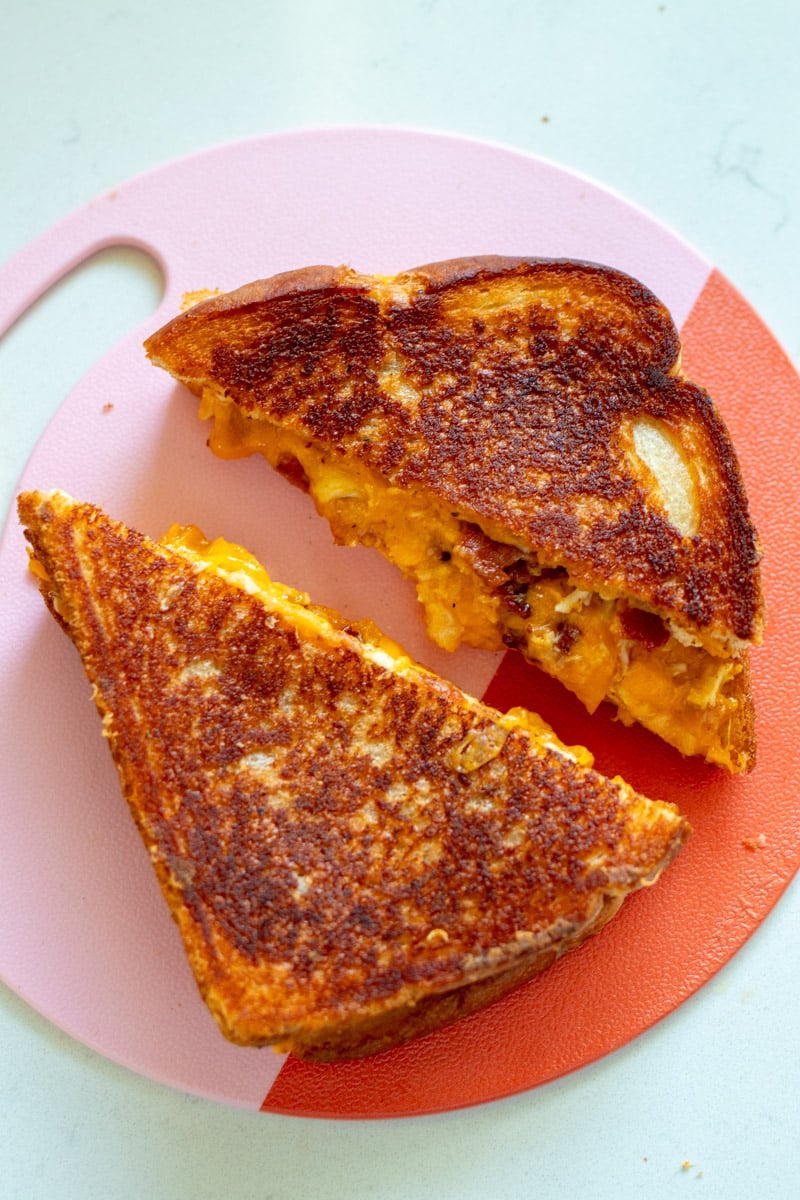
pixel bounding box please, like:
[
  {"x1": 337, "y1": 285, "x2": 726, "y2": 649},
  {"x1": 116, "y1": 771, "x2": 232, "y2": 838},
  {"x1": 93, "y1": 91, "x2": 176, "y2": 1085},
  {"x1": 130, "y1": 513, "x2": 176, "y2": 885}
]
[{"x1": 2, "y1": 2, "x2": 799, "y2": 1196}]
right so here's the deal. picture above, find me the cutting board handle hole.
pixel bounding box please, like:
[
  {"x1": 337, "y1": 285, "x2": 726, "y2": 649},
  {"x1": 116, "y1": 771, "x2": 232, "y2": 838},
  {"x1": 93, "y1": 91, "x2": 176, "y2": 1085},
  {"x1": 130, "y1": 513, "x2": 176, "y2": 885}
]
[
  {"x1": 1, "y1": 242, "x2": 164, "y2": 345},
  {"x1": 0, "y1": 244, "x2": 164, "y2": 483}
]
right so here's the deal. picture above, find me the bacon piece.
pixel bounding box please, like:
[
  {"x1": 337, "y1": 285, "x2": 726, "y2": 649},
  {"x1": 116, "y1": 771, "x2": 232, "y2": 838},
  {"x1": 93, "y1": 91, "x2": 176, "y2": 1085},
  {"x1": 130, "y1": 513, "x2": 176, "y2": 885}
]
[
  {"x1": 619, "y1": 606, "x2": 669, "y2": 650},
  {"x1": 455, "y1": 524, "x2": 525, "y2": 588}
]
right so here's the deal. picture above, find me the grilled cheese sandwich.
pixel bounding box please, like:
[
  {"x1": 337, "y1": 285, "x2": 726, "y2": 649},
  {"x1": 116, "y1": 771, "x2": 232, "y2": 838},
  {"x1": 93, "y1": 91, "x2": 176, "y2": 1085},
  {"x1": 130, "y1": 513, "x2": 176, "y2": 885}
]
[
  {"x1": 146, "y1": 257, "x2": 763, "y2": 770},
  {"x1": 18, "y1": 489, "x2": 689, "y2": 1061}
]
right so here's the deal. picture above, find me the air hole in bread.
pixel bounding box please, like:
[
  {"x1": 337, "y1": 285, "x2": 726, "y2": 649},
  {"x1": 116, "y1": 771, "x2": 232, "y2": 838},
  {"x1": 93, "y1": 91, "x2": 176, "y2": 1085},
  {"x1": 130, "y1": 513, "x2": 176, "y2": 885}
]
[{"x1": 629, "y1": 416, "x2": 698, "y2": 537}]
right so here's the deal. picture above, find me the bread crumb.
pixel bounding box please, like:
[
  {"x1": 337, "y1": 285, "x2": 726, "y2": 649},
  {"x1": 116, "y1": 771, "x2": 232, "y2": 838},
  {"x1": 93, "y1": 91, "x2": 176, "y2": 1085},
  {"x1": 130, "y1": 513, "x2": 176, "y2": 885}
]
[
  {"x1": 742, "y1": 833, "x2": 767, "y2": 850},
  {"x1": 681, "y1": 1161, "x2": 692, "y2": 1170},
  {"x1": 102, "y1": 402, "x2": 114, "y2": 413}
]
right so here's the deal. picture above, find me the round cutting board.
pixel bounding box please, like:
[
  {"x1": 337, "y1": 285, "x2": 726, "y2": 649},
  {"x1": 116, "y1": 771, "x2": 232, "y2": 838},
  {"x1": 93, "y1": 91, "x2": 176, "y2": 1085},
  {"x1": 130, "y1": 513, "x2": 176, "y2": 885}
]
[{"x1": 1, "y1": 128, "x2": 799, "y2": 1118}]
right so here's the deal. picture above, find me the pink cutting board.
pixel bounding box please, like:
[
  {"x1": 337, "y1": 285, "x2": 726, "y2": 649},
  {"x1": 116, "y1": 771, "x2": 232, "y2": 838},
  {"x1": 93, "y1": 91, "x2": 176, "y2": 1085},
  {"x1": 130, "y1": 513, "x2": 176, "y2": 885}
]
[{"x1": 1, "y1": 128, "x2": 799, "y2": 1118}]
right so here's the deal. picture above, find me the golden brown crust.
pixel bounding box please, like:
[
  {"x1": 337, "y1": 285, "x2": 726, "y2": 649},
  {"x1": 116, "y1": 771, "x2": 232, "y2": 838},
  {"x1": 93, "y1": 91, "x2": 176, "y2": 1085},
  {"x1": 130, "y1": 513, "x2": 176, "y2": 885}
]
[
  {"x1": 283, "y1": 890, "x2": 633, "y2": 1061},
  {"x1": 18, "y1": 489, "x2": 689, "y2": 1060},
  {"x1": 145, "y1": 256, "x2": 763, "y2": 648},
  {"x1": 181, "y1": 264, "x2": 355, "y2": 316}
]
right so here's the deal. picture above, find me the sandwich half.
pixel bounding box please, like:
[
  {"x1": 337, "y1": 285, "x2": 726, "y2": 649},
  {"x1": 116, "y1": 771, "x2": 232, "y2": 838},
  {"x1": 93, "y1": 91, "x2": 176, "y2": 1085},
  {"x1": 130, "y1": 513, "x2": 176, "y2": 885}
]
[
  {"x1": 145, "y1": 256, "x2": 764, "y2": 772},
  {"x1": 19, "y1": 489, "x2": 689, "y2": 1061}
]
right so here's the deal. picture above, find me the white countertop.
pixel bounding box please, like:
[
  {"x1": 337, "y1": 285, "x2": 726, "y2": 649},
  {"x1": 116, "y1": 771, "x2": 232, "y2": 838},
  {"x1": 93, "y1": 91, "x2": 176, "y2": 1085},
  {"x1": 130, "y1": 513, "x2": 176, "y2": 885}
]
[{"x1": 2, "y1": 2, "x2": 799, "y2": 1196}]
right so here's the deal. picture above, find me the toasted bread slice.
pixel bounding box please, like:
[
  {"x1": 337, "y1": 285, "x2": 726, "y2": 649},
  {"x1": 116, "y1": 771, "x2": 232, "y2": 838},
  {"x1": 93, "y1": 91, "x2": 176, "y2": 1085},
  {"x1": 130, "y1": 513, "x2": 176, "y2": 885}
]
[
  {"x1": 145, "y1": 257, "x2": 763, "y2": 771},
  {"x1": 18, "y1": 489, "x2": 689, "y2": 1061}
]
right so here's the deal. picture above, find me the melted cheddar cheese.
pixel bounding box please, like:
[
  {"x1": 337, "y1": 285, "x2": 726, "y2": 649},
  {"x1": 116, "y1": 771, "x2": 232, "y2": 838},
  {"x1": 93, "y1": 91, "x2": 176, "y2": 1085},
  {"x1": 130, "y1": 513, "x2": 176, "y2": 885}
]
[
  {"x1": 200, "y1": 394, "x2": 503, "y2": 651},
  {"x1": 197, "y1": 393, "x2": 748, "y2": 770}
]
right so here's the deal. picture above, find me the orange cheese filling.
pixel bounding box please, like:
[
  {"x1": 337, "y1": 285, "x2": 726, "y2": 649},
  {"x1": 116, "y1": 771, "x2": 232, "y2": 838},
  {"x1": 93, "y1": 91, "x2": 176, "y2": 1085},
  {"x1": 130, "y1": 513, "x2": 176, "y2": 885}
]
[{"x1": 197, "y1": 393, "x2": 748, "y2": 770}]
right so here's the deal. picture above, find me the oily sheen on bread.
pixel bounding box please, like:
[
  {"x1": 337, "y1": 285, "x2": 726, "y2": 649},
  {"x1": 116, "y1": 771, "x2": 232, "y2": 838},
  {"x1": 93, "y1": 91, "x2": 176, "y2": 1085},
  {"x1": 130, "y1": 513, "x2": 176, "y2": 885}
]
[
  {"x1": 145, "y1": 257, "x2": 763, "y2": 771},
  {"x1": 19, "y1": 489, "x2": 689, "y2": 1061}
]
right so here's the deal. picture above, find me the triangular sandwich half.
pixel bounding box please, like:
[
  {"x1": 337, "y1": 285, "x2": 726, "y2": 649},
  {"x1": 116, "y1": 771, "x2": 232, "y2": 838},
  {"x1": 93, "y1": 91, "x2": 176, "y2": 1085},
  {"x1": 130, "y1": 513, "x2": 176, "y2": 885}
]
[
  {"x1": 19, "y1": 489, "x2": 689, "y2": 1061},
  {"x1": 145, "y1": 256, "x2": 763, "y2": 771}
]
